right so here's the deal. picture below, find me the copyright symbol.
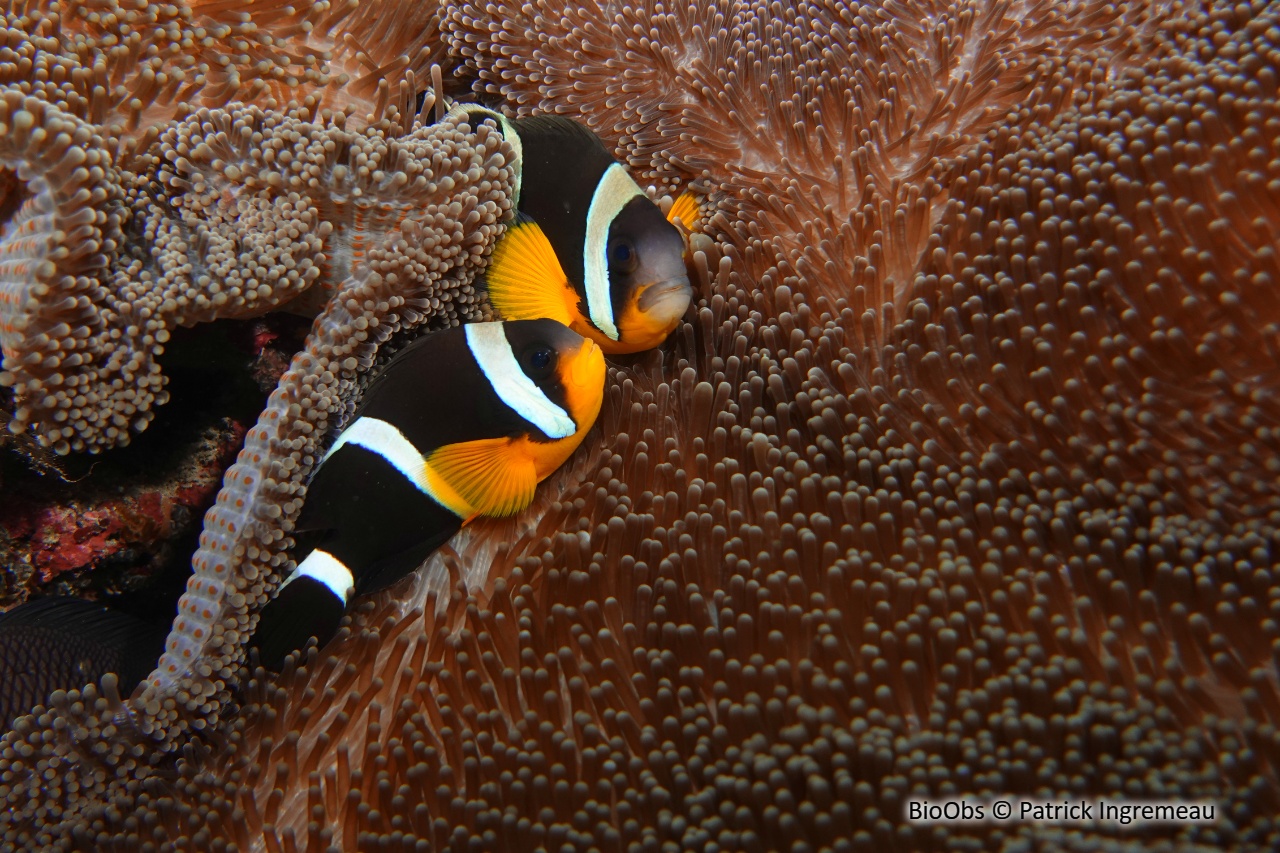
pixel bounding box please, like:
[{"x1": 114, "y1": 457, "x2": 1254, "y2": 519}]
[{"x1": 992, "y1": 800, "x2": 1011, "y2": 820}]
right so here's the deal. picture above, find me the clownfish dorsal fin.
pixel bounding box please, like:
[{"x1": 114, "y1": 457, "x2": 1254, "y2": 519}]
[
  {"x1": 485, "y1": 215, "x2": 577, "y2": 327},
  {"x1": 425, "y1": 437, "x2": 540, "y2": 520},
  {"x1": 512, "y1": 114, "x2": 610, "y2": 157},
  {"x1": 0, "y1": 596, "x2": 169, "y2": 729}
]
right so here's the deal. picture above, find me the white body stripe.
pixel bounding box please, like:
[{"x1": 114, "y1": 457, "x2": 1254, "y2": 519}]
[
  {"x1": 465, "y1": 323, "x2": 576, "y2": 439},
  {"x1": 284, "y1": 548, "x2": 355, "y2": 604},
  {"x1": 583, "y1": 163, "x2": 644, "y2": 341},
  {"x1": 324, "y1": 416, "x2": 431, "y2": 493}
]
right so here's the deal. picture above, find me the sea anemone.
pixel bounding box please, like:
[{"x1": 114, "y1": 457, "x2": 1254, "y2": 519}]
[
  {"x1": 0, "y1": 0, "x2": 473, "y2": 453},
  {"x1": 3, "y1": 0, "x2": 1280, "y2": 850}
]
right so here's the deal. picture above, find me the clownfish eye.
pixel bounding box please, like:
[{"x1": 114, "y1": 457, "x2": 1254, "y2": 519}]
[
  {"x1": 609, "y1": 238, "x2": 638, "y2": 274},
  {"x1": 522, "y1": 345, "x2": 557, "y2": 379}
]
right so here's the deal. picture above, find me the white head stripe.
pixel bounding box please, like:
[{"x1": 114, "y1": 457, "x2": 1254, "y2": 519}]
[
  {"x1": 323, "y1": 416, "x2": 431, "y2": 494},
  {"x1": 287, "y1": 548, "x2": 355, "y2": 604},
  {"x1": 583, "y1": 163, "x2": 644, "y2": 342},
  {"x1": 465, "y1": 323, "x2": 576, "y2": 439}
]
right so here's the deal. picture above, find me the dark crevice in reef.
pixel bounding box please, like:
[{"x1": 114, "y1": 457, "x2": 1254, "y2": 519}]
[{"x1": 0, "y1": 314, "x2": 311, "y2": 617}]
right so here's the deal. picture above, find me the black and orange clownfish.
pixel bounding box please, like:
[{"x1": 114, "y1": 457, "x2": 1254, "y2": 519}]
[
  {"x1": 250, "y1": 318, "x2": 606, "y2": 670},
  {"x1": 447, "y1": 105, "x2": 693, "y2": 354}
]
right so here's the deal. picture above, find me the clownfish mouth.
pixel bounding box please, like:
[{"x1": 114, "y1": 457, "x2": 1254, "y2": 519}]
[
  {"x1": 636, "y1": 276, "x2": 693, "y2": 324},
  {"x1": 568, "y1": 338, "x2": 605, "y2": 390}
]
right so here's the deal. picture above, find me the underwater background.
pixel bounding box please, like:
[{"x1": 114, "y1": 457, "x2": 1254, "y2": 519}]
[{"x1": 0, "y1": 0, "x2": 1278, "y2": 849}]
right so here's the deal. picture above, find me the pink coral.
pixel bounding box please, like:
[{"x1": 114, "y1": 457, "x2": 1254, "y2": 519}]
[{"x1": 0, "y1": 413, "x2": 246, "y2": 594}]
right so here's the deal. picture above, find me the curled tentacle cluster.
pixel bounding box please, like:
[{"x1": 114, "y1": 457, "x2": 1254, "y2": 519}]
[{"x1": 0, "y1": 0, "x2": 472, "y2": 453}]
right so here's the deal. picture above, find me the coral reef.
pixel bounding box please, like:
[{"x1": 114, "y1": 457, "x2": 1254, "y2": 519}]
[
  {"x1": 0, "y1": 314, "x2": 308, "y2": 606},
  {"x1": 12, "y1": 480, "x2": 203, "y2": 585},
  {"x1": 2, "y1": 0, "x2": 1280, "y2": 851}
]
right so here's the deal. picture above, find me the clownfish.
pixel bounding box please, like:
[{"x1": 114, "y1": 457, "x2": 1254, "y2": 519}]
[
  {"x1": 0, "y1": 596, "x2": 168, "y2": 731},
  {"x1": 251, "y1": 319, "x2": 606, "y2": 669},
  {"x1": 448, "y1": 105, "x2": 693, "y2": 354}
]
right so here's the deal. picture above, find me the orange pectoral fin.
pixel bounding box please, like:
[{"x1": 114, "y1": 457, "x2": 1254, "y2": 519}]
[
  {"x1": 667, "y1": 190, "x2": 701, "y2": 232},
  {"x1": 425, "y1": 437, "x2": 540, "y2": 520},
  {"x1": 485, "y1": 216, "x2": 577, "y2": 327}
]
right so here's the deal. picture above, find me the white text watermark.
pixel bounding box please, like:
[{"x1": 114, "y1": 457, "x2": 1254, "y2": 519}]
[{"x1": 905, "y1": 798, "x2": 1216, "y2": 827}]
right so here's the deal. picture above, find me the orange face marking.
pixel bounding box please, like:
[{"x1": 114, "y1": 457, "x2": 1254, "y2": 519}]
[
  {"x1": 612, "y1": 284, "x2": 688, "y2": 352},
  {"x1": 516, "y1": 336, "x2": 606, "y2": 478},
  {"x1": 558, "y1": 337, "x2": 606, "y2": 457}
]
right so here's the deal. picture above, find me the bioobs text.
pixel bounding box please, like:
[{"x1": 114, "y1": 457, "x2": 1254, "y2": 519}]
[{"x1": 907, "y1": 801, "x2": 985, "y2": 821}]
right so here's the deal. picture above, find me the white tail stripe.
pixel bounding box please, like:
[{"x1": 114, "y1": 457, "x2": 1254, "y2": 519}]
[
  {"x1": 286, "y1": 548, "x2": 355, "y2": 604},
  {"x1": 465, "y1": 323, "x2": 575, "y2": 439},
  {"x1": 583, "y1": 163, "x2": 644, "y2": 341},
  {"x1": 323, "y1": 416, "x2": 432, "y2": 494}
]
